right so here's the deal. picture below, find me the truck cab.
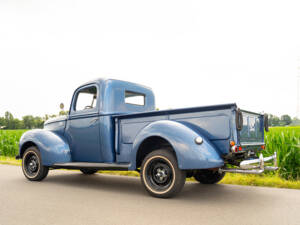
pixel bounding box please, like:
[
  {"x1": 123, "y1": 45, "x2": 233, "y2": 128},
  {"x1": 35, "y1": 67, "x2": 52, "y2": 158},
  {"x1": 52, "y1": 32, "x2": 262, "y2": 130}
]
[
  {"x1": 17, "y1": 78, "x2": 277, "y2": 198},
  {"x1": 64, "y1": 79, "x2": 155, "y2": 163}
]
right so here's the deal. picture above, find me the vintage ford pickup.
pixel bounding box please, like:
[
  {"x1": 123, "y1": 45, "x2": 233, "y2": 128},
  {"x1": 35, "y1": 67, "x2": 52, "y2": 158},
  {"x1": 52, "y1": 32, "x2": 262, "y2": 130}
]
[{"x1": 16, "y1": 78, "x2": 277, "y2": 197}]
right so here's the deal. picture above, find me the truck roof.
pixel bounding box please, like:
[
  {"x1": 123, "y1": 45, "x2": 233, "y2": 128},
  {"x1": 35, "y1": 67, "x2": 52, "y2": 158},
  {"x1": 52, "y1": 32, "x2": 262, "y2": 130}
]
[{"x1": 79, "y1": 78, "x2": 153, "y2": 91}]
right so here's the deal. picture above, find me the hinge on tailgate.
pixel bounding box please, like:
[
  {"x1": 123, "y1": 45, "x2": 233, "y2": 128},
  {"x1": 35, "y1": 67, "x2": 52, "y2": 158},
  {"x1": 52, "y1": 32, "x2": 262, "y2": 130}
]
[{"x1": 114, "y1": 118, "x2": 120, "y2": 155}]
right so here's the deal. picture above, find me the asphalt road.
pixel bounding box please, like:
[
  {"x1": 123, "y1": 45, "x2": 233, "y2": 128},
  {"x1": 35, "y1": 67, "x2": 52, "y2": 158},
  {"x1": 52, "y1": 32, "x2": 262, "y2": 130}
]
[{"x1": 0, "y1": 165, "x2": 300, "y2": 225}]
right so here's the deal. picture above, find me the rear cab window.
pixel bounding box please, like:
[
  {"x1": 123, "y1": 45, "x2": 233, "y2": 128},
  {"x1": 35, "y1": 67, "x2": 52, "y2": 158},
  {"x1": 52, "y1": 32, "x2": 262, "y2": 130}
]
[{"x1": 125, "y1": 91, "x2": 145, "y2": 106}]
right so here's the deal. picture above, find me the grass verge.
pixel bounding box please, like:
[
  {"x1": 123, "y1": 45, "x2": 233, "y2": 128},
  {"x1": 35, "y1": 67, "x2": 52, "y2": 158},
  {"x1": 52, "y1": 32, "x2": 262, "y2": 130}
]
[
  {"x1": 219, "y1": 173, "x2": 300, "y2": 189},
  {"x1": 1, "y1": 157, "x2": 299, "y2": 189},
  {"x1": 0, "y1": 156, "x2": 21, "y2": 166}
]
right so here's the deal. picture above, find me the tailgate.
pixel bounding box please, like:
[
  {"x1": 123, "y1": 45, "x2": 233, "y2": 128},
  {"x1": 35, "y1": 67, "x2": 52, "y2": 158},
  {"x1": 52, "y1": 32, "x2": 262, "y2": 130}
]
[{"x1": 239, "y1": 110, "x2": 264, "y2": 145}]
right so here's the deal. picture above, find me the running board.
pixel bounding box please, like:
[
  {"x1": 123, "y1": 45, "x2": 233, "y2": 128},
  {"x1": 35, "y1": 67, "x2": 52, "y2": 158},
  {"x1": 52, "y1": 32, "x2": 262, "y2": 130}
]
[{"x1": 52, "y1": 162, "x2": 131, "y2": 171}]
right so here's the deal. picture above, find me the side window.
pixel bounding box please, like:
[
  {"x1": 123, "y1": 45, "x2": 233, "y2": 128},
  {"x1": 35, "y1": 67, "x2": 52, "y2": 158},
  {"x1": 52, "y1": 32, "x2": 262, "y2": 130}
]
[
  {"x1": 75, "y1": 86, "x2": 97, "y2": 111},
  {"x1": 125, "y1": 91, "x2": 145, "y2": 106}
]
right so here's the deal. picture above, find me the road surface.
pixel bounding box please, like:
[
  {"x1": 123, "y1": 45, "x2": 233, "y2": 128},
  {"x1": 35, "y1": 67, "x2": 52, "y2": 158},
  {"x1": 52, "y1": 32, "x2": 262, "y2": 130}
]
[{"x1": 0, "y1": 164, "x2": 299, "y2": 225}]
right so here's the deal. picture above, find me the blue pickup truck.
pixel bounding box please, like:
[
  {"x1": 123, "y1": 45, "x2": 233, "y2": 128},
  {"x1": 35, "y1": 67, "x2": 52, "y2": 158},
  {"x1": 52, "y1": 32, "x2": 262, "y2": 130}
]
[{"x1": 17, "y1": 78, "x2": 277, "y2": 198}]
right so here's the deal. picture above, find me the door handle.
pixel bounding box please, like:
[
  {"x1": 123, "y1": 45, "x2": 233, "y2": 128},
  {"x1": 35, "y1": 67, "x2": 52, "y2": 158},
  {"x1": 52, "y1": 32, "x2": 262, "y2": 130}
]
[{"x1": 90, "y1": 118, "x2": 99, "y2": 125}]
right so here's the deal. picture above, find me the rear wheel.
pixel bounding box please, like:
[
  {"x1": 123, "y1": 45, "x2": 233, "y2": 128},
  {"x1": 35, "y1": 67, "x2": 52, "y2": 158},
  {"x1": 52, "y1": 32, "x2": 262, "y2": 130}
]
[
  {"x1": 141, "y1": 149, "x2": 186, "y2": 198},
  {"x1": 80, "y1": 168, "x2": 98, "y2": 175},
  {"x1": 22, "y1": 146, "x2": 49, "y2": 181},
  {"x1": 193, "y1": 169, "x2": 225, "y2": 184}
]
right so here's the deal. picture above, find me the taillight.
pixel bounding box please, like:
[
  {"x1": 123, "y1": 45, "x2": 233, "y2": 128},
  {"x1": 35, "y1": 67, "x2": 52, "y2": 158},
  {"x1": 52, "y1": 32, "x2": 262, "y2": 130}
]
[
  {"x1": 261, "y1": 145, "x2": 265, "y2": 150},
  {"x1": 231, "y1": 145, "x2": 237, "y2": 152},
  {"x1": 231, "y1": 145, "x2": 243, "y2": 153}
]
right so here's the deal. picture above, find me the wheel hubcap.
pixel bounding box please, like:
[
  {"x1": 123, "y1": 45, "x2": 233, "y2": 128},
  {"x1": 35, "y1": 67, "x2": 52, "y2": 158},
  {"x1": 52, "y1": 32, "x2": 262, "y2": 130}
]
[
  {"x1": 24, "y1": 153, "x2": 39, "y2": 176},
  {"x1": 146, "y1": 158, "x2": 173, "y2": 191},
  {"x1": 155, "y1": 168, "x2": 168, "y2": 183},
  {"x1": 28, "y1": 156, "x2": 38, "y2": 172}
]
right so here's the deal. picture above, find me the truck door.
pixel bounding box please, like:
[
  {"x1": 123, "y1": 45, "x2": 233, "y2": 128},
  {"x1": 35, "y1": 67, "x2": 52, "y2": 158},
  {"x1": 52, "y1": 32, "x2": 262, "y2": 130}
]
[{"x1": 65, "y1": 84, "x2": 102, "y2": 162}]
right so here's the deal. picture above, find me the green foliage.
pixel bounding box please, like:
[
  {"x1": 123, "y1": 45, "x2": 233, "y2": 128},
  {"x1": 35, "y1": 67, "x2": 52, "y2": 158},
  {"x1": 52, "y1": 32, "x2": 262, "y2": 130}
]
[
  {"x1": 59, "y1": 110, "x2": 68, "y2": 116},
  {"x1": 268, "y1": 114, "x2": 280, "y2": 126},
  {"x1": 264, "y1": 126, "x2": 300, "y2": 180},
  {"x1": 219, "y1": 173, "x2": 300, "y2": 189},
  {"x1": 0, "y1": 130, "x2": 26, "y2": 157},
  {"x1": 0, "y1": 111, "x2": 46, "y2": 129},
  {"x1": 268, "y1": 114, "x2": 297, "y2": 127},
  {"x1": 291, "y1": 117, "x2": 300, "y2": 126},
  {"x1": 280, "y1": 114, "x2": 292, "y2": 126},
  {"x1": 22, "y1": 115, "x2": 35, "y2": 129}
]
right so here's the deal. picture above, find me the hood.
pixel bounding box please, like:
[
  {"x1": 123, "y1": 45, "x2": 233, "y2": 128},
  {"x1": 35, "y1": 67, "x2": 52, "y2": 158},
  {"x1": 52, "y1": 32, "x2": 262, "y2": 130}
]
[{"x1": 44, "y1": 115, "x2": 67, "y2": 125}]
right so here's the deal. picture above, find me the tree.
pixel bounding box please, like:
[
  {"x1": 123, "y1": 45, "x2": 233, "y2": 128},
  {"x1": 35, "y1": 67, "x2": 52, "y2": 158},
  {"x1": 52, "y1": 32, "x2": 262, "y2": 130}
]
[
  {"x1": 34, "y1": 117, "x2": 44, "y2": 128},
  {"x1": 268, "y1": 114, "x2": 280, "y2": 127},
  {"x1": 59, "y1": 110, "x2": 68, "y2": 116},
  {"x1": 4, "y1": 111, "x2": 14, "y2": 128},
  {"x1": 13, "y1": 118, "x2": 23, "y2": 129},
  {"x1": 0, "y1": 116, "x2": 5, "y2": 127},
  {"x1": 280, "y1": 115, "x2": 292, "y2": 126},
  {"x1": 1, "y1": 112, "x2": 48, "y2": 129},
  {"x1": 22, "y1": 115, "x2": 35, "y2": 129},
  {"x1": 272, "y1": 117, "x2": 280, "y2": 126},
  {"x1": 291, "y1": 117, "x2": 300, "y2": 126}
]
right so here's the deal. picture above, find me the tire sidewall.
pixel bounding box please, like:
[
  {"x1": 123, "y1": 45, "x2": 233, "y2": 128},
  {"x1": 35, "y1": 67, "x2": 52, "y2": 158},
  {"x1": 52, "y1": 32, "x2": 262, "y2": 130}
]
[
  {"x1": 141, "y1": 149, "x2": 185, "y2": 198},
  {"x1": 22, "y1": 147, "x2": 48, "y2": 181},
  {"x1": 142, "y1": 155, "x2": 176, "y2": 195}
]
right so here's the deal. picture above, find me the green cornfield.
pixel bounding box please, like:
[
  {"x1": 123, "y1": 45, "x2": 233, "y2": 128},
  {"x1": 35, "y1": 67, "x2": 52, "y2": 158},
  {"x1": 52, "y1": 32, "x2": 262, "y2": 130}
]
[
  {"x1": 0, "y1": 130, "x2": 26, "y2": 157},
  {"x1": 264, "y1": 127, "x2": 300, "y2": 180},
  {"x1": 0, "y1": 127, "x2": 300, "y2": 180}
]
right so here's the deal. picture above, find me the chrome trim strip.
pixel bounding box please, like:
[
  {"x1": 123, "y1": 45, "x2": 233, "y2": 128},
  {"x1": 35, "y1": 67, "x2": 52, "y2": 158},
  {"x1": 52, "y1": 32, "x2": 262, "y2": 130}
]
[{"x1": 240, "y1": 142, "x2": 265, "y2": 146}]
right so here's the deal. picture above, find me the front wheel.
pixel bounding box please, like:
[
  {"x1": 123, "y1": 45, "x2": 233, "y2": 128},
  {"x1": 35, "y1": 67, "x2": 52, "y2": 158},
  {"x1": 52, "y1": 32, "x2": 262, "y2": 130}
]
[
  {"x1": 193, "y1": 169, "x2": 225, "y2": 184},
  {"x1": 141, "y1": 149, "x2": 186, "y2": 198},
  {"x1": 22, "y1": 146, "x2": 49, "y2": 181}
]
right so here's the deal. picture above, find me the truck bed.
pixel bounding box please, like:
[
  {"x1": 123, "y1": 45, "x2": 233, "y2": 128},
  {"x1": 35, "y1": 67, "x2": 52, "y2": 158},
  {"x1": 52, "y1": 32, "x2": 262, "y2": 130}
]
[{"x1": 114, "y1": 103, "x2": 238, "y2": 163}]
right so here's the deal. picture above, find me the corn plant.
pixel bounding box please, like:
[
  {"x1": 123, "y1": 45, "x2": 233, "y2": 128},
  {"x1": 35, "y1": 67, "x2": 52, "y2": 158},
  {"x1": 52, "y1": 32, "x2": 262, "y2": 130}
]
[
  {"x1": 0, "y1": 130, "x2": 26, "y2": 157},
  {"x1": 264, "y1": 127, "x2": 300, "y2": 180}
]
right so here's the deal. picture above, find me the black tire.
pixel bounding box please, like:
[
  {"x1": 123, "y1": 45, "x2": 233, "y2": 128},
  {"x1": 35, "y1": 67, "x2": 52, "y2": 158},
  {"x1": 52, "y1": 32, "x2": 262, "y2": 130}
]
[
  {"x1": 141, "y1": 149, "x2": 186, "y2": 198},
  {"x1": 193, "y1": 170, "x2": 225, "y2": 184},
  {"x1": 22, "y1": 146, "x2": 49, "y2": 181},
  {"x1": 80, "y1": 168, "x2": 98, "y2": 175}
]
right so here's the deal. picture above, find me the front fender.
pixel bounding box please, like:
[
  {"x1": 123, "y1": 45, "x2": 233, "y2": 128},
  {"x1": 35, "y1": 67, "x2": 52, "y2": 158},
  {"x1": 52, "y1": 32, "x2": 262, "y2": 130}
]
[
  {"x1": 19, "y1": 129, "x2": 71, "y2": 166},
  {"x1": 132, "y1": 120, "x2": 224, "y2": 170}
]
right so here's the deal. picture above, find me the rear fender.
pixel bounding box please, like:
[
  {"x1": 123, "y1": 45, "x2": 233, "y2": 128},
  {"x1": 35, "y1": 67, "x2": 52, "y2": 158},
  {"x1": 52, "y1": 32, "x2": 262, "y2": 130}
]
[
  {"x1": 131, "y1": 120, "x2": 224, "y2": 170},
  {"x1": 19, "y1": 129, "x2": 71, "y2": 166}
]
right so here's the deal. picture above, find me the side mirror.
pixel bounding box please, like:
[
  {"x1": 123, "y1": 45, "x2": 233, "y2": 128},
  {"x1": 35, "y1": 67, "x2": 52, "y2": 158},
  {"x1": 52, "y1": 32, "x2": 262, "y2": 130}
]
[
  {"x1": 236, "y1": 108, "x2": 243, "y2": 131},
  {"x1": 264, "y1": 114, "x2": 269, "y2": 132}
]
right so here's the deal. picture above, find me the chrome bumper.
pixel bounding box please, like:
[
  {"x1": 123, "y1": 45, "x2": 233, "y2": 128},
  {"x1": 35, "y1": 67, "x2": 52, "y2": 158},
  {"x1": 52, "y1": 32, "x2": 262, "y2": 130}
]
[{"x1": 219, "y1": 152, "x2": 278, "y2": 174}]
